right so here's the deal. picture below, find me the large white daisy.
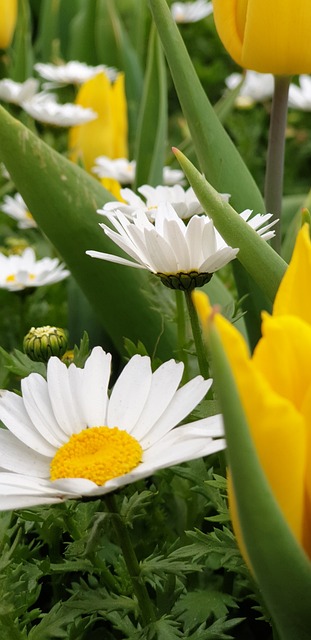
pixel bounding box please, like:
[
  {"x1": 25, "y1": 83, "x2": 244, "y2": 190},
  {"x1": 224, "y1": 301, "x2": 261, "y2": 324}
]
[
  {"x1": 0, "y1": 347, "x2": 225, "y2": 510},
  {"x1": 87, "y1": 202, "x2": 239, "y2": 290},
  {"x1": 0, "y1": 247, "x2": 69, "y2": 291}
]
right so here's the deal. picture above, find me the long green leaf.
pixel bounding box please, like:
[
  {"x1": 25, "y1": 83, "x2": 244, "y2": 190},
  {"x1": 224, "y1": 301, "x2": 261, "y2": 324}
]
[
  {"x1": 208, "y1": 320, "x2": 311, "y2": 640},
  {"x1": 0, "y1": 105, "x2": 176, "y2": 359}
]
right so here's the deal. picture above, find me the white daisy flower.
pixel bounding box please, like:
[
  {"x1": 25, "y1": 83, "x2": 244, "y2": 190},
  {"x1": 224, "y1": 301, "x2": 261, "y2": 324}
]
[
  {"x1": 101, "y1": 184, "x2": 228, "y2": 220},
  {"x1": 288, "y1": 75, "x2": 311, "y2": 111},
  {"x1": 1, "y1": 193, "x2": 37, "y2": 229},
  {"x1": 0, "y1": 347, "x2": 225, "y2": 510},
  {"x1": 22, "y1": 92, "x2": 97, "y2": 126},
  {"x1": 34, "y1": 61, "x2": 117, "y2": 88},
  {"x1": 0, "y1": 247, "x2": 70, "y2": 291},
  {"x1": 225, "y1": 71, "x2": 274, "y2": 107},
  {"x1": 171, "y1": 0, "x2": 213, "y2": 23},
  {"x1": 0, "y1": 78, "x2": 39, "y2": 106},
  {"x1": 87, "y1": 202, "x2": 239, "y2": 290},
  {"x1": 92, "y1": 157, "x2": 185, "y2": 187}
]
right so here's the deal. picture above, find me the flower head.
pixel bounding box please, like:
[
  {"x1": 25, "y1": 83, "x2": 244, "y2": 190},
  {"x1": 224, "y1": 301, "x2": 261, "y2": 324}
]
[
  {"x1": 0, "y1": 78, "x2": 39, "y2": 106},
  {"x1": 87, "y1": 202, "x2": 239, "y2": 290},
  {"x1": 101, "y1": 184, "x2": 228, "y2": 220},
  {"x1": 171, "y1": 0, "x2": 213, "y2": 23},
  {"x1": 34, "y1": 61, "x2": 117, "y2": 87},
  {"x1": 92, "y1": 157, "x2": 185, "y2": 186},
  {"x1": 0, "y1": 347, "x2": 225, "y2": 509},
  {"x1": 0, "y1": 247, "x2": 70, "y2": 291},
  {"x1": 1, "y1": 193, "x2": 37, "y2": 229},
  {"x1": 23, "y1": 326, "x2": 68, "y2": 363},
  {"x1": 213, "y1": 0, "x2": 311, "y2": 75},
  {"x1": 225, "y1": 71, "x2": 274, "y2": 107},
  {"x1": 22, "y1": 93, "x2": 97, "y2": 127}
]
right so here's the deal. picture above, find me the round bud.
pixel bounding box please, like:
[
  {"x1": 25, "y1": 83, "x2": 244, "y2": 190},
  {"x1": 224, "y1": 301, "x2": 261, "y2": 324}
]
[{"x1": 23, "y1": 326, "x2": 68, "y2": 362}]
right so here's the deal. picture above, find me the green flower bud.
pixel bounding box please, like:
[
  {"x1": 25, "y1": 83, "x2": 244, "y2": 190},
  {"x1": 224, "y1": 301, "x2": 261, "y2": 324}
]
[
  {"x1": 157, "y1": 270, "x2": 213, "y2": 291},
  {"x1": 23, "y1": 326, "x2": 68, "y2": 362}
]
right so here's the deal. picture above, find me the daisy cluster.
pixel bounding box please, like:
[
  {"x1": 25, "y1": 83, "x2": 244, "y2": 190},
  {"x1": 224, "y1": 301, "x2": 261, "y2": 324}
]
[{"x1": 87, "y1": 184, "x2": 277, "y2": 292}]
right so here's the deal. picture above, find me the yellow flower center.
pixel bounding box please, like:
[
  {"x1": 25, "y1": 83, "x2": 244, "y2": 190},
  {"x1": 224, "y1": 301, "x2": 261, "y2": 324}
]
[
  {"x1": 5, "y1": 274, "x2": 15, "y2": 282},
  {"x1": 50, "y1": 426, "x2": 143, "y2": 485}
]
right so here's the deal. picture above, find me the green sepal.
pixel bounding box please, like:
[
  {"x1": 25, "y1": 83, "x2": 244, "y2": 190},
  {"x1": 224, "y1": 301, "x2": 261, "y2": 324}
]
[
  {"x1": 134, "y1": 24, "x2": 167, "y2": 188},
  {"x1": 10, "y1": 0, "x2": 33, "y2": 81},
  {"x1": 0, "y1": 105, "x2": 176, "y2": 359},
  {"x1": 174, "y1": 149, "x2": 287, "y2": 303},
  {"x1": 207, "y1": 319, "x2": 311, "y2": 640}
]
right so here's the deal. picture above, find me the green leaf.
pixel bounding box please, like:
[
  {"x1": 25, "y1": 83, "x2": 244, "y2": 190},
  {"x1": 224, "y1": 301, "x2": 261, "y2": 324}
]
[
  {"x1": 0, "y1": 347, "x2": 46, "y2": 378},
  {"x1": 0, "y1": 105, "x2": 176, "y2": 359},
  {"x1": 148, "y1": 0, "x2": 263, "y2": 213},
  {"x1": 173, "y1": 150, "x2": 287, "y2": 303},
  {"x1": 173, "y1": 590, "x2": 238, "y2": 631},
  {"x1": 208, "y1": 320, "x2": 311, "y2": 640},
  {"x1": 134, "y1": 23, "x2": 167, "y2": 188}
]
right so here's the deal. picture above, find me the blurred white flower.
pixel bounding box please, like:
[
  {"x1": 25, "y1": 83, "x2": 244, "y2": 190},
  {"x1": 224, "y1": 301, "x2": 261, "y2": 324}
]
[
  {"x1": 34, "y1": 61, "x2": 117, "y2": 88},
  {"x1": 0, "y1": 346, "x2": 225, "y2": 509},
  {"x1": 87, "y1": 202, "x2": 239, "y2": 290},
  {"x1": 0, "y1": 78, "x2": 39, "y2": 106},
  {"x1": 92, "y1": 157, "x2": 185, "y2": 186},
  {"x1": 101, "y1": 184, "x2": 228, "y2": 220},
  {"x1": 225, "y1": 71, "x2": 274, "y2": 107},
  {"x1": 288, "y1": 75, "x2": 311, "y2": 111},
  {"x1": 22, "y1": 92, "x2": 97, "y2": 126},
  {"x1": 0, "y1": 247, "x2": 70, "y2": 291},
  {"x1": 171, "y1": 0, "x2": 213, "y2": 23},
  {"x1": 1, "y1": 193, "x2": 37, "y2": 229}
]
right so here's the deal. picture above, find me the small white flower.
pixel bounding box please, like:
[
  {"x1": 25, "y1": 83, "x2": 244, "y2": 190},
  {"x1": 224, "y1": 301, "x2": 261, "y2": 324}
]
[
  {"x1": 0, "y1": 347, "x2": 225, "y2": 509},
  {"x1": 171, "y1": 0, "x2": 213, "y2": 23},
  {"x1": 101, "y1": 184, "x2": 227, "y2": 220},
  {"x1": 92, "y1": 157, "x2": 185, "y2": 187},
  {"x1": 288, "y1": 75, "x2": 311, "y2": 111},
  {"x1": 225, "y1": 71, "x2": 274, "y2": 107},
  {"x1": 0, "y1": 247, "x2": 70, "y2": 291},
  {"x1": 87, "y1": 202, "x2": 239, "y2": 290},
  {"x1": 22, "y1": 92, "x2": 97, "y2": 126},
  {"x1": 34, "y1": 61, "x2": 118, "y2": 89},
  {"x1": 0, "y1": 78, "x2": 39, "y2": 106},
  {"x1": 1, "y1": 193, "x2": 37, "y2": 229}
]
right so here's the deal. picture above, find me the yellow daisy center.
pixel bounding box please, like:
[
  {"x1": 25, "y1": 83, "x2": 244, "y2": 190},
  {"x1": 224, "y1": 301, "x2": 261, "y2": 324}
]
[
  {"x1": 5, "y1": 274, "x2": 16, "y2": 283},
  {"x1": 50, "y1": 426, "x2": 143, "y2": 486}
]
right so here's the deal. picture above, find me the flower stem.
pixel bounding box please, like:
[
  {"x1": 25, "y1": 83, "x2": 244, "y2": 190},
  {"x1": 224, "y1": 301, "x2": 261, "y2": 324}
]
[
  {"x1": 175, "y1": 290, "x2": 190, "y2": 381},
  {"x1": 264, "y1": 75, "x2": 291, "y2": 254},
  {"x1": 105, "y1": 493, "x2": 156, "y2": 626},
  {"x1": 184, "y1": 290, "x2": 209, "y2": 379}
]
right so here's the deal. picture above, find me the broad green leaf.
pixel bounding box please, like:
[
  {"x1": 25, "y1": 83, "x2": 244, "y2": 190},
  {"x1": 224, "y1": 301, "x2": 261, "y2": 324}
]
[
  {"x1": 134, "y1": 24, "x2": 167, "y2": 188},
  {"x1": 208, "y1": 320, "x2": 311, "y2": 640},
  {"x1": 0, "y1": 105, "x2": 176, "y2": 358},
  {"x1": 34, "y1": 0, "x2": 62, "y2": 63},
  {"x1": 174, "y1": 150, "x2": 287, "y2": 302},
  {"x1": 148, "y1": 0, "x2": 264, "y2": 213},
  {"x1": 10, "y1": 0, "x2": 33, "y2": 81},
  {"x1": 68, "y1": 0, "x2": 98, "y2": 64}
]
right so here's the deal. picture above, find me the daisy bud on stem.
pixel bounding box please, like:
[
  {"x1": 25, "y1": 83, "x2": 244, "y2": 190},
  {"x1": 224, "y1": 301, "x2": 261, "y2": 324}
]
[{"x1": 23, "y1": 326, "x2": 68, "y2": 363}]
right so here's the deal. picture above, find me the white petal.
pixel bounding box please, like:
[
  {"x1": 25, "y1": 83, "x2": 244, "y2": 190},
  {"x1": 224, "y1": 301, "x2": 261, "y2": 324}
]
[
  {"x1": 107, "y1": 355, "x2": 152, "y2": 433},
  {"x1": 0, "y1": 430, "x2": 50, "y2": 477},
  {"x1": 131, "y1": 360, "x2": 184, "y2": 440},
  {"x1": 0, "y1": 390, "x2": 56, "y2": 456},
  {"x1": 21, "y1": 373, "x2": 68, "y2": 446},
  {"x1": 86, "y1": 250, "x2": 145, "y2": 269},
  {"x1": 162, "y1": 218, "x2": 191, "y2": 271},
  {"x1": 140, "y1": 377, "x2": 213, "y2": 448},
  {"x1": 143, "y1": 228, "x2": 177, "y2": 273},
  {"x1": 47, "y1": 357, "x2": 86, "y2": 436},
  {"x1": 0, "y1": 473, "x2": 72, "y2": 510},
  {"x1": 80, "y1": 347, "x2": 111, "y2": 426}
]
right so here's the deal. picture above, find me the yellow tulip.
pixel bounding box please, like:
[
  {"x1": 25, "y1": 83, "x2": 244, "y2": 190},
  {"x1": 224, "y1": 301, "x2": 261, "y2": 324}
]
[
  {"x1": 213, "y1": 0, "x2": 311, "y2": 75},
  {"x1": 194, "y1": 224, "x2": 311, "y2": 560},
  {"x1": 0, "y1": 0, "x2": 17, "y2": 49},
  {"x1": 68, "y1": 72, "x2": 128, "y2": 173}
]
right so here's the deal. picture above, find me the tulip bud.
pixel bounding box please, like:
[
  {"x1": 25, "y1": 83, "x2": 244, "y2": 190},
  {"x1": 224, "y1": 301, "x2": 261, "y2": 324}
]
[
  {"x1": 213, "y1": 1, "x2": 311, "y2": 75},
  {"x1": 23, "y1": 326, "x2": 68, "y2": 362},
  {"x1": 0, "y1": 0, "x2": 18, "y2": 49}
]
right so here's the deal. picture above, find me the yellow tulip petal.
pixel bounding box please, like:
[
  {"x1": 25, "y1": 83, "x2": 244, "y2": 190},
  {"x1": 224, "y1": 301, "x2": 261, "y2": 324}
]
[
  {"x1": 253, "y1": 313, "x2": 311, "y2": 411},
  {"x1": 215, "y1": 314, "x2": 307, "y2": 547},
  {"x1": 192, "y1": 290, "x2": 213, "y2": 325},
  {"x1": 0, "y1": 0, "x2": 17, "y2": 49},
  {"x1": 274, "y1": 225, "x2": 311, "y2": 325},
  {"x1": 112, "y1": 74, "x2": 128, "y2": 159},
  {"x1": 213, "y1": 0, "x2": 311, "y2": 74}
]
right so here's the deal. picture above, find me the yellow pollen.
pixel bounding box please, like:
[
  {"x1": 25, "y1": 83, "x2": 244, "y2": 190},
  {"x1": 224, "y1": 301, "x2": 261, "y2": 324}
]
[
  {"x1": 25, "y1": 210, "x2": 34, "y2": 220},
  {"x1": 50, "y1": 426, "x2": 143, "y2": 486},
  {"x1": 5, "y1": 274, "x2": 16, "y2": 283},
  {"x1": 28, "y1": 273, "x2": 36, "y2": 280}
]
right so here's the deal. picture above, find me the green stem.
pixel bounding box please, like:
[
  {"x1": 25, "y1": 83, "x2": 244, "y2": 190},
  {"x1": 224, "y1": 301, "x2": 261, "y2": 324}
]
[
  {"x1": 264, "y1": 75, "x2": 291, "y2": 254},
  {"x1": 175, "y1": 290, "x2": 190, "y2": 381},
  {"x1": 105, "y1": 494, "x2": 156, "y2": 627},
  {"x1": 184, "y1": 290, "x2": 209, "y2": 379}
]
